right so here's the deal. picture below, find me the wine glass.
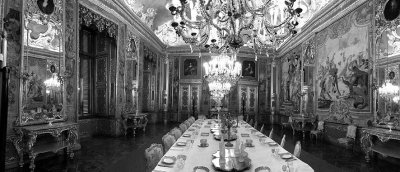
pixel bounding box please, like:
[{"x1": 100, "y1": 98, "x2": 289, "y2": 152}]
[{"x1": 387, "y1": 122, "x2": 394, "y2": 132}]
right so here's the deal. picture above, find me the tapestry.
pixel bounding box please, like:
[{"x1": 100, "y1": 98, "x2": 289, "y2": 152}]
[
  {"x1": 280, "y1": 46, "x2": 302, "y2": 111},
  {"x1": 316, "y1": 2, "x2": 372, "y2": 111}
]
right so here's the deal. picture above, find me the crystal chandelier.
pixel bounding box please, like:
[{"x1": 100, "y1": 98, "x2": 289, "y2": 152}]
[
  {"x1": 44, "y1": 73, "x2": 61, "y2": 92},
  {"x1": 203, "y1": 53, "x2": 242, "y2": 85},
  {"x1": 166, "y1": 0, "x2": 302, "y2": 56},
  {"x1": 379, "y1": 80, "x2": 399, "y2": 100},
  {"x1": 204, "y1": 53, "x2": 241, "y2": 100}
]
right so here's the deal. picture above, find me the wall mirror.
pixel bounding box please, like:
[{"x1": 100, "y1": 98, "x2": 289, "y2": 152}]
[{"x1": 17, "y1": 0, "x2": 65, "y2": 126}]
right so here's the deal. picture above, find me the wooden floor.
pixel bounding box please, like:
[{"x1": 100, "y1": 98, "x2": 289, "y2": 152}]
[{"x1": 7, "y1": 122, "x2": 400, "y2": 172}]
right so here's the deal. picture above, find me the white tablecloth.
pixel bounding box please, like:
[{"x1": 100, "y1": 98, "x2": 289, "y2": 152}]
[{"x1": 153, "y1": 119, "x2": 314, "y2": 172}]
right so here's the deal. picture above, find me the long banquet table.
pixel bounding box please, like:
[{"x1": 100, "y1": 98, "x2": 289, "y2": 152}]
[{"x1": 153, "y1": 119, "x2": 314, "y2": 172}]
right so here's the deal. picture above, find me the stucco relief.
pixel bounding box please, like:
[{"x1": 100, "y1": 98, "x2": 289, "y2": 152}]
[{"x1": 316, "y1": 3, "x2": 372, "y2": 112}]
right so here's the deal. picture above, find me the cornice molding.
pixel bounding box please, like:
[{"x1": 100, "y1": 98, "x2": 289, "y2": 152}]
[
  {"x1": 80, "y1": 0, "x2": 166, "y2": 54},
  {"x1": 278, "y1": 0, "x2": 368, "y2": 57},
  {"x1": 166, "y1": 46, "x2": 272, "y2": 60}
]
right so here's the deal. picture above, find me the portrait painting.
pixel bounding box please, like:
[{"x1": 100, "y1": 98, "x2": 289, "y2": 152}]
[
  {"x1": 242, "y1": 60, "x2": 256, "y2": 77},
  {"x1": 37, "y1": 0, "x2": 55, "y2": 15},
  {"x1": 180, "y1": 58, "x2": 201, "y2": 79},
  {"x1": 183, "y1": 59, "x2": 197, "y2": 76}
]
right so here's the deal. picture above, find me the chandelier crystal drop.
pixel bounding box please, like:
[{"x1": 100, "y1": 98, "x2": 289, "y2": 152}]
[
  {"x1": 204, "y1": 53, "x2": 241, "y2": 101},
  {"x1": 166, "y1": 0, "x2": 302, "y2": 55},
  {"x1": 379, "y1": 80, "x2": 399, "y2": 100},
  {"x1": 203, "y1": 53, "x2": 242, "y2": 85}
]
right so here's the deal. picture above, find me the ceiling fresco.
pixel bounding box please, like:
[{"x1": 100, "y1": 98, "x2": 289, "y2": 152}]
[{"x1": 124, "y1": 0, "x2": 334, "y2": 47}]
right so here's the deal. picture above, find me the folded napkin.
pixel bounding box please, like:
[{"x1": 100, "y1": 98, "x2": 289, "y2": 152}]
[
  {"x1": 201, "y1": 133, "x2": 210, "y2": 136},
  {"x1": 241, "y1": 133, "x2": 250, "y2": 137}
]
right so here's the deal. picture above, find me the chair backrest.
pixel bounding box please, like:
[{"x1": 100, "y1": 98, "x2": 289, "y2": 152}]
[
  {"x1": 248, "y1": 119, "x2": 254, "y2": 126},
  {"x1": 293, "y1": 141, "x2": 301, "y2": 158},
  {"x1": 184, "y1": 120, "x2": 191, "y2": 128},
  {"x1": 269, "y1": 128, "x2": 274, "y2": 138},
  {"x1": 144, "y1": 143, "x2": 164, "y2": 172},
  {"x1": 254, "y1": 120, "x2": 258, "y2": 129},
  {"x1": 260, "y1": 124, "x2": 265, "y2": 134},
  {"x1": 246, "y1": 115, "x2": 250, "y2": 122},
  {"x1": 280, "y1": 134, "x2": 286, "y2": 147},
  {"x1": 238, "y1": 115, "x2": 244, "y2": 121},
  {"x1": 346, "y1": 125, "x2": 357, "y2": 139},
  {"x1": 162, "y1": 134, "x2": 176, "y2": 152},
  {"x1": 288, "y1": 116, "x2": 293, "y2": 123},
  {"x1": 198, "y1": 115, "x2": 206, "y2": 120},
  {"x1": 170, "y1": 127, "x2": 182, "y2": 140},
  {"x1": 317, "y1": 121, "x2": 324, "y2": 131},
  {"x1": 179, "y1": 123, "x2": 187, "y2": 133},
  {"x1": 188, "y1": 116, "x2": 195, "y2": 123}
]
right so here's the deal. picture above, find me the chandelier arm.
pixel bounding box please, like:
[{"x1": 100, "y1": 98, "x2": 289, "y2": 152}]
[
  {"x1": 198, "y1": 0, "x2": 228, "y2": 35},
  {"x1": 238, "y1": 14, "x2": 256, "y2": 35},
  {"x1": 242, "y1": 0, "x2": 271, "y2": 15},
  {"x1": 178, "y1": 1, "x2": 204, "y2": 29}
]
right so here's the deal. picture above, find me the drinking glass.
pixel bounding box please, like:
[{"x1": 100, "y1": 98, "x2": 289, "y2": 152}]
[
  {"x1": 176, "y1": 155, "x2": 186, "y2": 170},
  {"x1": 287, "y1": 161, "x2": 294, "y2": 172}
]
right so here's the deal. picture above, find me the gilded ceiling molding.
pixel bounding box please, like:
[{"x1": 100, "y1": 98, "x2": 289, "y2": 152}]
[
  {"x1": 278, "y1": 0, "x2": 368, "y2": 57},
  {"x1": 79, "y1": 5, "x2": 118, "y2": 38},
  {"x1": 123, "y1": 0, "x2": 157, "y2": 29},
  {"x1": 87, "y1": 0, "x2": 166, "y2": 53}
]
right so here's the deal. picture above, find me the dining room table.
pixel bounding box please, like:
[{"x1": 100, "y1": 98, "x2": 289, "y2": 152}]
[{"x1": 153, "y1": 119, "x2": 314, "y2": 172}]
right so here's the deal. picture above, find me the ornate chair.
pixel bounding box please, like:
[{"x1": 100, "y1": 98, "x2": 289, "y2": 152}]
[
  {"x1": 282, "y1": 115, "x2": 293, "y2": 130},
  {"x1": 269, "y1": 128, "x2": 274, "y2": 139},
  {"x1": 248, "y1": 119, "x2": 254, "y2": 126},
  {"x1": 179, "y1": 123, "x2": 187, "y2": 133},
  {"x1": 184, "y1": 120, "x2": 191, "y2": 128},
  {"x1": 198, "y1": 114, "x2": 207, "y2": 120},
  {"x1": 238, "y1": 115, "x2": 244, "y2": 121},
  {"x1": 293, "y1": 141, "x2": 301, "y2": 158},
  {"x1": 260, "y1": 124, "x2": 265, "y2": 134},
  {"x1": 162, "y1": 134, "x2": 176, "y2": 152},
  {"x1": 310, "y1": 121, "x2": 324, "y2": 141},
  {"x1": 144, "y1": 143, "x2": 164, "y2": 172},
  {"x1": 188, "y1": 116, "x2": 195, "y2": 124},
  {"x1": 245, "y1": 115, "x2": 250, "y2": 122},
  {"x1": 337, "y1": 125, "x2": 357, "y2": 149},
  {"x1": 169, "y1": 127, "x2": 182, "y2": 140},
  {"x1": 280, "y1": 134, "x2": 286, "y2": 147}
]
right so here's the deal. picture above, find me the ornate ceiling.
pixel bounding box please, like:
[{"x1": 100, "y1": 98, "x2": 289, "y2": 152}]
[{"x1": 124, "y1": 0, "x2": 334, "y2": 48}]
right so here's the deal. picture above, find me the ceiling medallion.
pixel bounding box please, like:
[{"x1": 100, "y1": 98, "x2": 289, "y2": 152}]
[{"x1": 165, "y1": 0, "x2": 302, "y2": 57}]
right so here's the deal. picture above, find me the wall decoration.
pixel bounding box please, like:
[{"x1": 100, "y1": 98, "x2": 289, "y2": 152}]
[
  {"x1": 242, "y1": 60, "x2": 256, "y2": 78},
  {"x1": 37, "y1": 0, "x2": 55, "y2": 15},
  {"x1": 180, "y1": 57, "x2": 201, "y2": 79},
  {"x1": 183, "y1": 59, "x2": 197, "y2": 76},
  {"x1": 316, "y1": 2, "x2": 372, "y2": 112},
  {"x1": 24, "y1": 0, "x2": 63, "y2": 52},
  {"x1": 280, "y1": 46, "x2": 302, "y2": 111},
  {"x1": 79, "y1": 5, "x2": 118, "y2": 38}
]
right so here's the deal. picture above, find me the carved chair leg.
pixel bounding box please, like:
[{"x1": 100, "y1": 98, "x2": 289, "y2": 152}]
[{"x1": 29, "y1": 153, "x2": 37, "y2": 172}]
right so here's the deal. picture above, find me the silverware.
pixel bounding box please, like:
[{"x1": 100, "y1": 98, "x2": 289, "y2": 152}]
[{"x1": 157, "y1": 164, "x2": 173, "y2": 168}]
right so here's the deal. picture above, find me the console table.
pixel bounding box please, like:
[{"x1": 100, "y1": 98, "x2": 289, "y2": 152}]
[
  {"x1": 291, "y1": 116, "x2": 314, "y2": 138},
  {"x1": 13, "y1": 122, "x2": 78, "y2": 172},
  {"x1": 121, "y1": 113, "x2": 148, "y2": 136},
  {"x1": 360, "y1": 127, "x2": 400, "y2": 162}
]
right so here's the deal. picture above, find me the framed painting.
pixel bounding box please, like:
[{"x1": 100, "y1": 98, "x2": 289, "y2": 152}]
[
  {"x1": 242, "y1": 60, "x2": 257, "y2": 79},
  {"x1": 180, "y1": 57, "x2": 201, "y2": 79}
]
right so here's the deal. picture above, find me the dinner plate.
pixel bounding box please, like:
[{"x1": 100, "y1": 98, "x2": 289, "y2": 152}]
[
  {"x1": 241, "y1": 133, "x2": 250, "y2": 137},
  {"x1": 162, "y1": 156, "x2": 176, "y2": 164},
  {"x1": 198, "y1": 143, "x2": 209, "y2": 147},
  {"x1": 188, "y1": 128, "x2": 195, "y2": 131},
  {"x1": 201, "y1": 133, "x2": 209, "y2": 136},
  {"x1": 255, "y1": 166, "x2": 271, "y2": 172},
  {"x1": 280, "y1": 153, "x2": 293, "y2": 159},
  {"x1": 176, "y1": 142, "x2": 186, "y2": 146},
  {"x1": 267, "y1": 142, "x2": 278, "y2": 146},
  {"x1": 183, "y1": 134, "x2": 191, "y2": 137},
  {"x1": 245, "y1": 143, "x2": 255, "y2": 147},
  {"x1": 193, "y1": 166, "x2": 209, "y2": 172}
]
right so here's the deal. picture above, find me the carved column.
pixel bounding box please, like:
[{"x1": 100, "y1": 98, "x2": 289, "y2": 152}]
[
  {"x1": 270, "y1": 56, "x2": 276, "y2": 124},
  {"x1": 136, "y1": 40, "x2": 143, "y2": 114},
  {"x1": 64, "y1": 0, "x2": 78, "y2": 122}
]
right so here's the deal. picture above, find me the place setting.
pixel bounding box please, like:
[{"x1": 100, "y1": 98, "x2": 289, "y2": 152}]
[
  {"x1": 198, "y1": 139, "x2": 209, "y2": 147},
  {"x1": 158, "y1": 156, "x2": 177, "y2": 168}
]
